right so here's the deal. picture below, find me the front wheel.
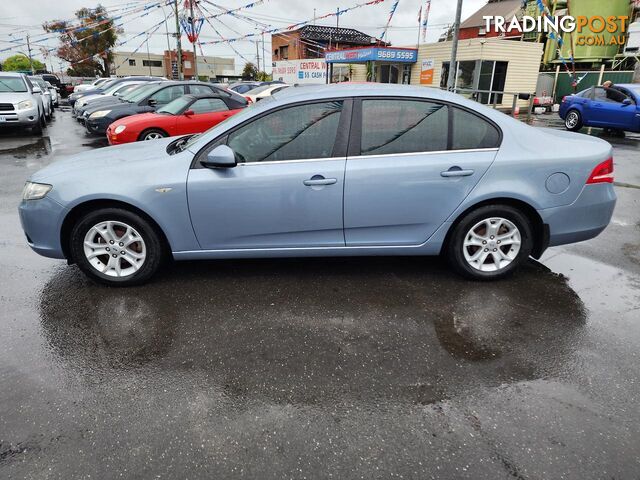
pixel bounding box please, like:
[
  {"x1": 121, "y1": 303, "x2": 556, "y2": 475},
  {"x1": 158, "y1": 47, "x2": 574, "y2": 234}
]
[
  {"x1": 70, "y1": 208, "x2": 165, "y2": 286},
  {"x1": 564, "y1": 110, "x2": 582, "y2": 131},
  {"x1": 139, "y1": 129, "x2": 167, "y2": 141},
  {"x1": 447, "y1": 205, "x2": 533, "y2": 281}
]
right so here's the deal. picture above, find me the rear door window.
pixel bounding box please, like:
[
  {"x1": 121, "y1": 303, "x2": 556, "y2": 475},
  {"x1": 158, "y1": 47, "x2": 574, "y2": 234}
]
[{"x1": 360, "y1": 99, "x2": 448, "y2": 155}]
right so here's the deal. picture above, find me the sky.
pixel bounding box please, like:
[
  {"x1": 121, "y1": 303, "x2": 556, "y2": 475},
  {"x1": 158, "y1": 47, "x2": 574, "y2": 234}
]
[{"x1": 0, "y1": 0, "x2": 487, "y2": 74}]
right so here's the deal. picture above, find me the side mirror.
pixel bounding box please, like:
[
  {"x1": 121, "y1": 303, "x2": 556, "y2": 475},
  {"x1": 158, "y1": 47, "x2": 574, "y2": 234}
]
[
  {"x1": 622, "y1": 98, "x2": 633, "y2": 106},
  {"x1": 148, "y1": 98, "x2": 157, "y2": 107},
  {"x1": 184, "y1": 109, "x2": 195, "y2": 116},
  {"x1": 32, "y1": 86, "x2": 41, "y2": 94},
  {"x1": 201, "y1": 145, "x2": 237, "y2": 169}
]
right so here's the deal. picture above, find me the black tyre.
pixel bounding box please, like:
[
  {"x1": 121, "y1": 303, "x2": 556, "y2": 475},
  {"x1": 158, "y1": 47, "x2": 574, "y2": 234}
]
[
  {"x1": 564, "y1": 109, "x2": 582, "y2": 131},
  {"x1": 447, "y1": 205, "x2": 533, "y2": 281},
  {"x1": 139, "y1": 129, "x2": 168, "y2": 141},
  {"x1": 70, "y1": 208, "x2": 165, "y2": 286},
  {"x1": 32, "y1": 112, "x2": 44, "y2": 135}
]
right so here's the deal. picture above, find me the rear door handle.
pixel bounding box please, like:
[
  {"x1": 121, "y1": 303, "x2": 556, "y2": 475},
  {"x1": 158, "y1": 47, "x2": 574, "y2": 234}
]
[
  {"x1": 303, "y1": 176, "x2": 337, "y2": 186},
  {"x1": 441, "y1": 167, "x2": 475, "y2": 178}
]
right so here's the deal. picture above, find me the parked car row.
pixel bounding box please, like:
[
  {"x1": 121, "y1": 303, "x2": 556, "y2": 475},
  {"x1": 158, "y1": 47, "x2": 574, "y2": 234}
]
[{"x1": 0, "y1": 72, "x2": 59, "y2": 135}]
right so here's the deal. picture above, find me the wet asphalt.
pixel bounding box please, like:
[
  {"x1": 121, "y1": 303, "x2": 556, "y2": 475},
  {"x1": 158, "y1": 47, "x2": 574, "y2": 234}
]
[{"x1": 1, "y1": 107, "x2": 639, "y2": 480}]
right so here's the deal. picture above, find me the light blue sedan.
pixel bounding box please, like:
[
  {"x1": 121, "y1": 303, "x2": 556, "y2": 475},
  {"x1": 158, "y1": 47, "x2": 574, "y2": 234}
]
[{"x1": 19, "y1": 84, "x2": 616, "y2": 286}]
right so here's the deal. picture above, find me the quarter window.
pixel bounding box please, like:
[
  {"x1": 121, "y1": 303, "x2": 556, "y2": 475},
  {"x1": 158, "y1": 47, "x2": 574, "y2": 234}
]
[
  {"x1": 451, "y1": 108, "x2": 500, "y2": 150},
  {"x1": 227, "y1": 101, "x2": 343, "y2": 163},
  {"x1": 360, "y1": 100, "x2": 448, "y2": 155}
]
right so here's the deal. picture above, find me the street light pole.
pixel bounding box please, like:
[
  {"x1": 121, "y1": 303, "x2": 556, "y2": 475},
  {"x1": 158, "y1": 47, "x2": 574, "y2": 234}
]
[
  {"x1": 146, "y1": 33, "x2": 152, "y2": 75},
  {"x1": 447, "y1": 0, "x2": 463, "y2": 91}
]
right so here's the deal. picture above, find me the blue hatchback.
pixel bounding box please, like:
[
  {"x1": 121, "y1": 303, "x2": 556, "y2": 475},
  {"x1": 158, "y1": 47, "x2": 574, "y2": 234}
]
[{"x1": 559, "y1": 83, "x2": 640, "y2": 133}]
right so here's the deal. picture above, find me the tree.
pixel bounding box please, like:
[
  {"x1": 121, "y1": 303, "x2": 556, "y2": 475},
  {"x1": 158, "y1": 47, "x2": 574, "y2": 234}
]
[
  {"x1": 256, "y1": 71, "x2": 271, "y2": 81},
  {"x1": 43, "y1": 5, "x2": 121, "y2": 77},
  {"x1": 2, "y1": 55, "x2": 45, "y2": 72},
  {"x1": 242, "y1": 62, "x2": 258, "y2": 80}
]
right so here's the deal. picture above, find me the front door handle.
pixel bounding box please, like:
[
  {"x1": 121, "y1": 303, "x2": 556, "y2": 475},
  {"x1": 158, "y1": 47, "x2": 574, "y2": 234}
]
[
  {"x1": 303, "y1": 176, "x2": 337, "y2": 186},
  {"x1": 441, "y1": 167, "x2": 475, "y2": 178}
]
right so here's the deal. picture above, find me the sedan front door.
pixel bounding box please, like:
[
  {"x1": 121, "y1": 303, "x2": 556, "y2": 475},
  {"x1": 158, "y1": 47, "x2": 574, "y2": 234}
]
[
  {"x1": 178, "y1": 97, "x2": 235, "y2": 135},
  {"x1": 187, "y1": 99, "x2": 350, "y2": 250},
  {"x1": 344, "y1": 99, "x2": 500, "y2": 246}
]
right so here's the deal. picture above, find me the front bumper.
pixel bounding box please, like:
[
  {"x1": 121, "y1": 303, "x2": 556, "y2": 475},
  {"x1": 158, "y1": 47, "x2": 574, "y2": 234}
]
[
  {"x1": 85, "y1": 116, "x2": 111, "y2": 135},
  {"x1": 539, "y1": 183, "x2": 617, "y2": 247},
  {"x1": 19, "y1": 195, "x2": 67, "y2": 259},
  {"x1": 0, "y1": 106, "x2": 40, "y2": 127}
]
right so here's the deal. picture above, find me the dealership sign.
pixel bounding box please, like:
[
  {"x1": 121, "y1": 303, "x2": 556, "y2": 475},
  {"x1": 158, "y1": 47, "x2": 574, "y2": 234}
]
[
  {"x1": 272, "y1": 60, "x2": 327, "y2": 84},
  {"x1": 325, "y1": 47, "x2": 417, "y2": 63}
]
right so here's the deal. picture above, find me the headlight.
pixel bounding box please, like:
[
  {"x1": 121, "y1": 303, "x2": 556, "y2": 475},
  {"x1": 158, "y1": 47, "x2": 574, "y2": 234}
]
[
  {"x1": 22, "y1": 181, "x2": 52, "y2": 201},
  {"x1": 16, "y1": 100, "x2": 33, "y2": 110},
  {"x1": 90, "y1": 110, "x2": 111, "y2": 119},
  {"x1": 114, "y1": 125, "x2": 126, "y2": 134}
]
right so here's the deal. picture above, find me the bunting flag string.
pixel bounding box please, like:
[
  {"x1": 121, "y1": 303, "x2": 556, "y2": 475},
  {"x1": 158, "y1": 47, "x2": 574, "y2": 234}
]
[
  {"x1": 203, "y1": 0, "x2": 267, "y2": 20},
  {"x1": 198, "y1": 1, "x2": 252, "y2": 63},
  {"x1": 200, "y1": 0, "x2": 385, "y2": 46},
  {"x1": 114, "y1": 17, "x2": 168, "y2": 70},
  {"x1": 380, "y1": 0, "x2": 400, "y2": 41},
  {"x1": 421, "y1": 0, "x2": 431, "y2": 42}
]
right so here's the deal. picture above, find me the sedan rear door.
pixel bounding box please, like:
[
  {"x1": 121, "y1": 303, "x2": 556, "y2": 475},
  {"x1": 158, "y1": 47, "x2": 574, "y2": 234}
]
[{"x1": 343, "y1": 98, "x2": 500, "y2": 246}]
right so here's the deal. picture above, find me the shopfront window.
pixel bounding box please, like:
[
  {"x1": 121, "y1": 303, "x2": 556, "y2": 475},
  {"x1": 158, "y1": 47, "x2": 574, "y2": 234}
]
[{"x1": 441, "y1": 60, "x2": 508, "y2": 104}]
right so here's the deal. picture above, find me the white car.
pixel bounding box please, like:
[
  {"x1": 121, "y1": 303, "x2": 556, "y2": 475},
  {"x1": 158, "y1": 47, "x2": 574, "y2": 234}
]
[
  {"x1": 45, "y1": 81, "x2": 59, "y2": 107},
  {"x1": 74, "y1": 81, "x2": 146, "y2": 112},
  {"x1": 28, "y1": 76, "x2": 52, "y2": 121},
  {"x1": 245, "y1": 84, "x2": 290, "y2": 103},
  {"x1": 74, "y1": 78, "x2": 110, "y2": 93}
]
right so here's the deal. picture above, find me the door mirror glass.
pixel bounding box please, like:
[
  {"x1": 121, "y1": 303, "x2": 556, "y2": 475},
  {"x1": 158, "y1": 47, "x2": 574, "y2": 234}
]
[
  {"x1": 201, "y1": 145, "x2": 237, "y2": 168},
  {"x1": 32, "y1": 86, "x2": 41, "y2": 94},
  {"x1": 622, "y1": 98, "x2": 633, "y2": 106},
  {"x1": 184, "y1": 109, "x2": 195, "y2": 116}
]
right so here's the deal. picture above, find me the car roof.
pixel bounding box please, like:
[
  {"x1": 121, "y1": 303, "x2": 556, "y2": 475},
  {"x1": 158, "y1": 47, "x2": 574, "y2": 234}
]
[
  {"x1": 271, "y1": 83, "x2": 456, "y2": 103},
  {"x1": 0, "y1": 72, "x2": 25, "y2": 77}
]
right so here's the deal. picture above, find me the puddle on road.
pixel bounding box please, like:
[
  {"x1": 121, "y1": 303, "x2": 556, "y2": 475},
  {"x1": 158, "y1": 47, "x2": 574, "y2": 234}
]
[{"x1": 0, "y1": 136, "x2": 53, "y2": 159}]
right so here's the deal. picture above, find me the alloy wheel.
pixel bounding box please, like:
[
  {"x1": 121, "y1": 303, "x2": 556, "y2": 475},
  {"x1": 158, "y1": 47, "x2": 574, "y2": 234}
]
[
  {"x1": 83, "y1": 220, "x2": 146, "y2": 278},
  {"x1": 566, "y1": 111, "x2": 579, "y2": 129},
  {"x1": 143, "y1": 132, "x2": 164, "y2": 140},
  {"x1": 462, "y1": 217, "x2": 521, "y2": 273}
]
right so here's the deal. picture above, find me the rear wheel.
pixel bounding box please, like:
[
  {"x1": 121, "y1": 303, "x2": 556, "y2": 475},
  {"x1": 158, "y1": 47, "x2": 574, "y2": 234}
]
[
  {"x1": 70, "y1": 208, "x2": 165, "y2": 286},
  {"x1": 564, "y1": 110, "x2": 582, "y2": 131},
  {"x1": 447, "y1": 205, "x2": 533, "y2": 280},
  {"x1": 139, "y1": 129, "x2": 167, "y2": 141}
]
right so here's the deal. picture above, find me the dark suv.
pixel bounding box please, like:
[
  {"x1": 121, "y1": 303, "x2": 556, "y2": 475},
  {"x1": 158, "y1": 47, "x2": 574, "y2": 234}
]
[{"x1": 84, "y1": 81, "x2": 248, "y2": 135}]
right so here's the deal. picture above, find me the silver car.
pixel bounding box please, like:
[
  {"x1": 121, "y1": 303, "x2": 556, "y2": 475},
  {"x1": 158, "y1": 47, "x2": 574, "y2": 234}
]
[
  {"x1": 0, "y1": 72, "x2": 46, "y2": 134},
  {"x1": 28, "y1": 76, "x2": 53, "y2": 120}
]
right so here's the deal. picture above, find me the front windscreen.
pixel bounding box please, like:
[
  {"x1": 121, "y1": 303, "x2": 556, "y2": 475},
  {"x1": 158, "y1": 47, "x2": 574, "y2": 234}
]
[{"x1": 0, "y1": 77, "x2": 27, "y2": 92}]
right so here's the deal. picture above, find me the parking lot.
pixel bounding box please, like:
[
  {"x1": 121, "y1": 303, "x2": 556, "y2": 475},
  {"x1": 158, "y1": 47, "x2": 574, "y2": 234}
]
[{"x1": 1, "y1": 107, "x2": 640, "y2": 478}]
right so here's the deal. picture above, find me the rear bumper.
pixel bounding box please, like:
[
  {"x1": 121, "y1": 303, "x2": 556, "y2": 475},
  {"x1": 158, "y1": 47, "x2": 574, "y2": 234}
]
[
  {"x1": 18, "y1": 196, "x2": 67, "y2": 259},
  {"x1": 539, "y1": 183, "x2": 616, "y2": 247}
]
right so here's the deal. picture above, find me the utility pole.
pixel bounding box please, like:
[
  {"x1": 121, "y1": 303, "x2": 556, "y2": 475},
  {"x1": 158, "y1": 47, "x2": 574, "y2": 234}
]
[
  {"x1": 174, "y1": 0, "x2": 183, "y2": 80},
  {"x1": 25, "y1": 34, "x2": 35, "y2": 74},
  {"x1": 255, "y1": 41, "x2": 260, "y2": 73},
  {"x1": 447, "y1": 0, "x2": 463, "y2": 91},
  {"x1": 189, "y1": 0, "x2": 198, "y2": 79},
  {"x1": 262, "y1": 32, "x2": 266, "y2": 75},
  {"x1": 146, "y1": 34, "x2": 152, "y2": 75}
]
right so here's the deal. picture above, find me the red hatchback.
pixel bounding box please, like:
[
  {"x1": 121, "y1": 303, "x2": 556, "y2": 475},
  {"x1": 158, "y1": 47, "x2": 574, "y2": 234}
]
[{"x1": 107, "y1": 93, "x2": 244, "y2": 144}]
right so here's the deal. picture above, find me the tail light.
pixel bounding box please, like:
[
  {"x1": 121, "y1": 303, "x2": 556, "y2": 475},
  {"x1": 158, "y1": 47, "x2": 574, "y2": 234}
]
[
  {"x1": 586, "y1": 157, "x2": 614, "y2": 184},
  {"x1": 561, "y1": 96, "x2": 567, "y2": 103},
  {"x1": 245, "y1": 96, "x2": 253, "y2": 104}
]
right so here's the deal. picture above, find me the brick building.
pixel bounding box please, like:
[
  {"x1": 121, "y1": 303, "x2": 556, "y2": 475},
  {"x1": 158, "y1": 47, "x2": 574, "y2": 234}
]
[
  {"x1": 458, "y1": 0, "x2": 523, "y2": 40},
  {"x1": 272, "y1": 25, "x2": 387, "y2": 61}
]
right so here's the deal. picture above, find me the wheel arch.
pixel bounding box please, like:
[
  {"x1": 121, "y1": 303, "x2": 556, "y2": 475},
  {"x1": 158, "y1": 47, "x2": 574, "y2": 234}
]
[
  {"x1": 138, "y1": 127, "x2": 169, "y2": 141},
  {"x1": 60, "y1": 199, "x2": 171, "y2": 263},
  {"x1": 442, "y1": 197, "x2": 548, "y2": 260}
]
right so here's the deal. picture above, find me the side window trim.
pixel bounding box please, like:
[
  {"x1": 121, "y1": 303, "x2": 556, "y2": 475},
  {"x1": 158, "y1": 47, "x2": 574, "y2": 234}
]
[
  {"x1": 191, "y1": 97, "x2": 353, "y2": 169},
  {"x1": 348, "y1": 96, "x2": 502, "y2": 158}
]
